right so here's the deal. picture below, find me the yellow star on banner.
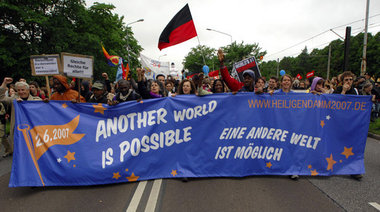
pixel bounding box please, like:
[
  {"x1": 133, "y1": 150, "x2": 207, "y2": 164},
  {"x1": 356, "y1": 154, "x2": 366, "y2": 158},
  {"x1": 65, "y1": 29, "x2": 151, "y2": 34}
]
[
  {"x1": 320, "y1": 120, "x2": 325, "y2": 128},
  {"x1": 311, "y1": 169, "x2": 319, "y2": 176},
  {"x1": 266, "y1": 162, "x2": 272, "y2": 168},
  {"x1": 308, "y1": 165, "x2": 312, "y2": 169},
  {"x1": 62, "y1": 103, "x2": 68, "y2": 108},
  {"x1": 126, "y1": 173, "x2": 139, "y2": 182},
  {"x1": 93, "y1": 103, "x2": 106, "y2": 115},
  {"x1": 326, "y1": 154, "x2": 337, "y2": 171},
  {"x1": 171, "y1": 170, "x2": 178, "y2": 176},
  {"x1": 64, "y1": 150, "x2": 76, "y2": 163},
  {"x1": 113, "y1": 172, "x2": 121, "y2": 180},
  {"x1": 341, "y1": 147, "x2": 354, "y2": 159}
]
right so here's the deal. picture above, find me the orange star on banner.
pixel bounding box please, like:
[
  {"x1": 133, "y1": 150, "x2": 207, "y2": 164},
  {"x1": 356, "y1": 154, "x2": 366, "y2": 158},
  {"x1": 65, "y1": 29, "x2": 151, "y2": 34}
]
[
  {"x1": 171, "y1": 170, "x2": 178, "y2": 176},
  {"x1": 341, "y1": 147, "x2": 354, "y2": 159},
  {"x1": 266, "y1": 162, "x2": 272, "y2": 168},
  {"x1": 93, "y1": 103, "x2": 106, "y2": 115},
  {"x1": 308, "y1": 165, "x2": 312, "y2": 169},
  {"x1": 113, "y1": 172, "x2": 121, "y2": 180},
  {"x1": 311, "y1": 169, "x2": 319, "y2": 176},
  {"x1": 62, "y1": 103, "x2": 68, "y2": 108},
  {"x1": 320, "y1": 120, "x2": 325, "y2": 128},
  {"x1": 326, "y1": 154, "x2": 337, "y2": 171},
  {"x1": 64, "y1": 150, "x2": 76, "y2": 163},
  {"x1": 126, "y1": 173, "x2": 139, "y2": 182}
]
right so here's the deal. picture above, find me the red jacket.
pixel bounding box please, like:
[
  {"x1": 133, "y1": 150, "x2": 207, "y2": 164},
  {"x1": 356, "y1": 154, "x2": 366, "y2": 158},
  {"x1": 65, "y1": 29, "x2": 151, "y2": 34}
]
[{"x1": 220, "y1": 66, "x2": 243, "y2": 91}]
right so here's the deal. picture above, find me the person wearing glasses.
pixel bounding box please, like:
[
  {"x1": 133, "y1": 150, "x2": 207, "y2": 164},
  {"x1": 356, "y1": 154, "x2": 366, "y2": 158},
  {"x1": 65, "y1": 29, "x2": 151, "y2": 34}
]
[
  {"x1": 334, "y1": 71, "x2": 359, "y2": 95},
  {"x1": 333, "y1": 71, "x2": 362, "y2": 181}
]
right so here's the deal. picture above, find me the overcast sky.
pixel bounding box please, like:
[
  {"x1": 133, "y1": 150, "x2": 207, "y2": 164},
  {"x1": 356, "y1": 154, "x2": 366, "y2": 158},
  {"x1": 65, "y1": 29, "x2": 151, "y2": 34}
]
[{"x1": 85, "y1": 0, "x2": 380, "y2": 72}]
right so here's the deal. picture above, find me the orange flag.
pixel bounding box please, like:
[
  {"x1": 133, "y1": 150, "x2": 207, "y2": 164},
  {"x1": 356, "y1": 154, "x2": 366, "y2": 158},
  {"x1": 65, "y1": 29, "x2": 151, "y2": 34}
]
[{"x1": 29, "y1": 115, "x2": 85, "y2": 160}]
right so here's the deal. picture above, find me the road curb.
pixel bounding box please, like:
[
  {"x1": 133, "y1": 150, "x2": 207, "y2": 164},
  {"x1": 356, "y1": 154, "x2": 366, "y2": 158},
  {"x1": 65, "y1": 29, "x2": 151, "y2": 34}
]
[{"x1": 368, "y1": 132, "x2": 380, "y2": 141}]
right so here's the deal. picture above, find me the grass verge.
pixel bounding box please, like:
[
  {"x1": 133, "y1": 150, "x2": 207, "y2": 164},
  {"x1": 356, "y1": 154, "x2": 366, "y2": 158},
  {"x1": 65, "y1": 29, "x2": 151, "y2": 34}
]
[{"x1": 369, "y1": 118, "x2": 380, "y2": 135}]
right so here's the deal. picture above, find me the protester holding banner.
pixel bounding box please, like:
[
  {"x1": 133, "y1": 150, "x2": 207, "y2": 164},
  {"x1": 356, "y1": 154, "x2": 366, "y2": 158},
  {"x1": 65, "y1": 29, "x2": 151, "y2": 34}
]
[
  {"x1": 264, "y1": 77, "x2": 278, "y2": 93},
  {"x1": 334, "y1": 71, "x2": 363, "y2": 180},
  {"x1": 50, "y1": 75, "x2": 86, "y2": 102},
  {"x1": 87, "y1": 81, "x2": 114, "y2": 104},
  {"x1": 274, "y1": 74, "x2": 294, "y2": 94},
  {"x1": 112, "y1": 79, "x2": 141, "y2": 104},
  {"x1": 310, "y1": 77, "x2": 328, "y2": 95},
  {"x1": 177, "y1": 79, "x2": 197, "y2": 95},
  {"x1": 211, "y1": 79, "x2": 227, "y2": 93},
  {"x1": 333, "y1": 71, "x2": 359, "y2": 95},
  {"x1": 255, "y1": 77, "x2": 266, "y2": 93},
  {"x1": 137, "y1": 68, "x2": 165, "y2": 99},
  {"x1": 0, "y1": 77, "x2": 42, "y2": 157}
]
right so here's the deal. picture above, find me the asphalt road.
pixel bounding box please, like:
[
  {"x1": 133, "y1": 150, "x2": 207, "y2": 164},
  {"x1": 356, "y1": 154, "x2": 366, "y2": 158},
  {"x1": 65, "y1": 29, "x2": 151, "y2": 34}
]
[{"x1": 0, "y1": 137, "x2": 379, "y2": 212}]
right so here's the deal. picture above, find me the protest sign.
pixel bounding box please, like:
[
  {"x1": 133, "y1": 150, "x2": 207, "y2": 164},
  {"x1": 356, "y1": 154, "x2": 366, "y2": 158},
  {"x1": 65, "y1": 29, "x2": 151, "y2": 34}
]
[
  {"x1": 61, "y1": 53, "x2": 93, "y2": 79},
  {"x1": 30, "y1": 55, "x2": 61, "y2": 76},
  {"x1": 233, "y1": 57, "x2": 262, "y2": 82},
  {"x1": 140, "y1": 54, "x2": 170, "y2": 80}
]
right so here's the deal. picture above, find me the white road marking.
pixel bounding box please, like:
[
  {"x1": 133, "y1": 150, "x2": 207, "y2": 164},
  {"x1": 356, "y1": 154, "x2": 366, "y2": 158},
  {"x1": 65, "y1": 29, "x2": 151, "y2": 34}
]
[
  {"x1": 145, "y1": 179, "x2": 163, "y2": 212},
  {"x1": 126, "y1": 181, "x2": 147, "y2": 212},
  {"x1": 369, "y1": 202, "x2": 380, "y2": 211}
]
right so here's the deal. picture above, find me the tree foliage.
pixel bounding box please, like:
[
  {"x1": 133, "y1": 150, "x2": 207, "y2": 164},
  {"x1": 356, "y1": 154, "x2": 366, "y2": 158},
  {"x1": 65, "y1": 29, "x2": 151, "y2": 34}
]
[
  {"x1": 261, "y1": 32, "x2": 380, "y2": 80},
  {"x1": 183, "y1": 41, "x2": 266, "y2": 75},
  {"x1": 0, "y1": 0, "x2": 142, "y2": 83}
]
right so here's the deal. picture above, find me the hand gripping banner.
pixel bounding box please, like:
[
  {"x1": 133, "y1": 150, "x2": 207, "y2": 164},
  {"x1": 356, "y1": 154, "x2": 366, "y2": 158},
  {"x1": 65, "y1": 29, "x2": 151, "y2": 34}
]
[{"x1": 10, "y1": 93, "x2": 371, "y2": 187}]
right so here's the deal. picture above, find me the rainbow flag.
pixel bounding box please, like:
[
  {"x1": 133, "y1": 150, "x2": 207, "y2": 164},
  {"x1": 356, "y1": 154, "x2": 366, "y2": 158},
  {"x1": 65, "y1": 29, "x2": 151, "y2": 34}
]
[{"x1": 102, "y1": 45, "x2": 120, "y2": 67}]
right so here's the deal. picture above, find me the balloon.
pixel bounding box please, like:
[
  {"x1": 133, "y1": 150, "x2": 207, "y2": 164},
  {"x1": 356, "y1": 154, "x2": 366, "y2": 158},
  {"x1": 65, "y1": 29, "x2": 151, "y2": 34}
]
[
  {"x1": 280, "y1": 70, "x2": 286, "y2": 76},
  {"x1": 203, "y1": 65, "x2": 209, "y2": 75}
]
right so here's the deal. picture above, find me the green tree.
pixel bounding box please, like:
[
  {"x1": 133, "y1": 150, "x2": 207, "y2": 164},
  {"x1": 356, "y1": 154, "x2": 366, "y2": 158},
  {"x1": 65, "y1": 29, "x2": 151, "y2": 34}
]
[
  {"x1": 221, "y1": 41, "x2": 266, "y2": 71},
  {"x1": 183, "y1": 41, "x2": 266, "y2": 76},
  {"x1": 259, "y1": 60, "x2": 278, "y2": 78},
  {"x1": 183, "y1": 45, "x2": 217, "y2": 75},
  {"x1": 0, "y1": 0, "x2": 142, "y2": 83}
]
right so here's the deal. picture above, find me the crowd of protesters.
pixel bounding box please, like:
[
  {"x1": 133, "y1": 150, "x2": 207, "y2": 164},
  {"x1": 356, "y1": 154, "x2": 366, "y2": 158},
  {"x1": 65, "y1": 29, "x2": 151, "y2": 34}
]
[{"x1": 1, "y1": 50, "x2": 379, "y2": 182}]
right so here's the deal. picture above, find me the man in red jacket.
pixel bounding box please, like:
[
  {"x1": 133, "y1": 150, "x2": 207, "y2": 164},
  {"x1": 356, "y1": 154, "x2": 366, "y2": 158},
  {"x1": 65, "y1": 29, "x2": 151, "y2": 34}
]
[{"x1": 218, "y1": 49, "x2": 262, "y2": 93}]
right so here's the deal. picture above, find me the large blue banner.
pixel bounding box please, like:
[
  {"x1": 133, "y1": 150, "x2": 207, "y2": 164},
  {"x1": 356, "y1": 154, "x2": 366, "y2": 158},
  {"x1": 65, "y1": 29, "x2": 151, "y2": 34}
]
[{"x1": 10, "y1": 93, "x2": 371, "y2": 187}]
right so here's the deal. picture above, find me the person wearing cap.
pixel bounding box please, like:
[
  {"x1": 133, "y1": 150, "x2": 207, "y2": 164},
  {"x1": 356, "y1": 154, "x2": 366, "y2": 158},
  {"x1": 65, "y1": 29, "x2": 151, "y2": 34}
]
[
  {"x1": 364, "y1": 72, "x2": 375, "y2": 86},
  {"x1": 50, "y1": 75, "x2": 86, "y2": 102},
  {"x1": 88, "y1": 81, "x2": 115, "y2": 104},
  {"x1": 217, "y1": 49, "x2": 263, "y2": 93},
  {"x1": 0, "y1": 77, "x2": 42, "y2": 158}
]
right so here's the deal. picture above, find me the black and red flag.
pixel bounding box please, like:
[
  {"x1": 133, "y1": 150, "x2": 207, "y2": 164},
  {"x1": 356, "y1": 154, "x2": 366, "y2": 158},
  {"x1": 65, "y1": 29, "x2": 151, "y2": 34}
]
[{"x1": 158, "y1": 4, "x2": 197, "y2": 50}]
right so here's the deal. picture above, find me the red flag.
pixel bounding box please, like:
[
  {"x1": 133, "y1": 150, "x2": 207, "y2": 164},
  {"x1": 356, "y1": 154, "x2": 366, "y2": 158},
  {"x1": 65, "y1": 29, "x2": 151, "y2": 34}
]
[
  {"x1": 306, "y1": 70, "x2": 315, "y2": 79},
  {"x1": 158, "y1": 4, "x2": 197, "y2": 50},
  {"x1": 296, "y1": 74, "x2": 302, "y2": 80},
  {"x1": 208, "y1": 70, "x2": 219, "y2": 77},
  {"x1": 186, "y1": 73, "x2": 196, "y2": 79},
  {"x1": 122, "y1": 63, "x2": 130, "y2": 80}
]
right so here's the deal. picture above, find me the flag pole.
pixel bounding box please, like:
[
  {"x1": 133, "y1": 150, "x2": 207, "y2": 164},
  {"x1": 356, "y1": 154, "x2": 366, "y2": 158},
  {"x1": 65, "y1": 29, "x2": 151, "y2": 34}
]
[{"x1": 196, "y1": 36, "x2": 206, "y2": 65}]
